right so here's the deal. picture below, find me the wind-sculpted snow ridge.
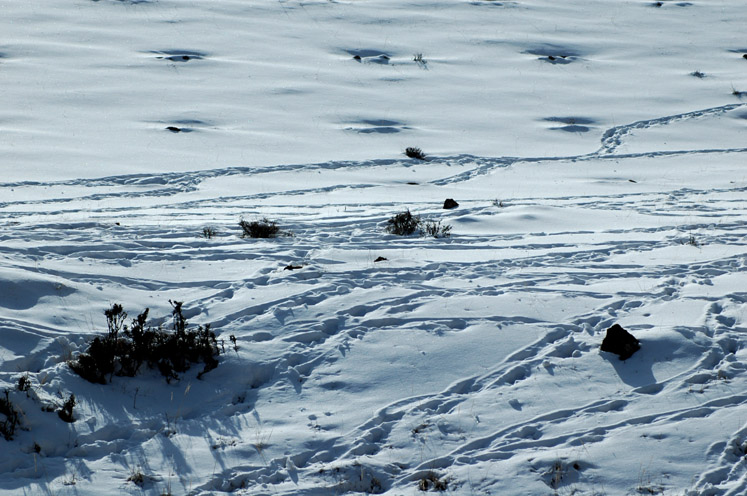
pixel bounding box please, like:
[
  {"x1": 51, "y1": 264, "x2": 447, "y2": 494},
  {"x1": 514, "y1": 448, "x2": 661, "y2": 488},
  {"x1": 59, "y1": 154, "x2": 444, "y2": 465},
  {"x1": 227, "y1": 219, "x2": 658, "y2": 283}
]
[{"x1": 0, "y1": 101, "x2": 746, "y2": 495}]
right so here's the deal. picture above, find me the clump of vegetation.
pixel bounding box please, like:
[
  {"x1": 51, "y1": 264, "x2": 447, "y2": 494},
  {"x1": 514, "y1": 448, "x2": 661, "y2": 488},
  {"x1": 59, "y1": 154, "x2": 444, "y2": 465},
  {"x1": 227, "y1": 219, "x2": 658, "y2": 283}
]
[
  {"x1": 17, "y1": 374, "x2": 31, "y2": 394},
  {"x1": 70, "y1": 301, "x2": 220, "y2": 384},
  {"x1": 386, "y1": 209, "x2": 421, "y2": 236},
  {"x1": 127, "y1": 467, "x2": 147, "y2": 486},
  {"x1": 413, "y1": 53, "x2": 428, "y2": 69},
  {"x1": 386, "y1": 210, "x2": 452, "y2": 238},
  {"x1": 418, "y1": 472, "x2": 448, "y2": 491},
  {"x1": 202, "y1": 226, "x2": 217, "y2": 239},
  {"x1": 58, "y1": 393, "x2": 76, "y2": 423},
  {"x1": 405, "y1": 147, "x2": 427, "y2": 160},
  {"x1": 0, "y1": 390, "x2": 20, "y2": 441},
  {"x1": 239, "y1": 218, "x2": 281, "y2": 238},
  {"x1": 690, "y1": 70, "x2": 705, "y2": 78},
  {"x1": 683, "y1": 233, "x2": 700, "y2": 247},
  {"x1": 421, "y1": 219, "x2": 451, "y2": 238}
]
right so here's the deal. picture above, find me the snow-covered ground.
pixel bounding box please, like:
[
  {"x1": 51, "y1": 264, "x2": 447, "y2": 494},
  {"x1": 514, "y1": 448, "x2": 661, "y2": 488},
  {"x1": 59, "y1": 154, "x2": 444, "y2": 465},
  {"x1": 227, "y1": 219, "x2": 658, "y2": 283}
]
[{"x1": 1, "y1": 1, "x2": 746, "y2": 495}]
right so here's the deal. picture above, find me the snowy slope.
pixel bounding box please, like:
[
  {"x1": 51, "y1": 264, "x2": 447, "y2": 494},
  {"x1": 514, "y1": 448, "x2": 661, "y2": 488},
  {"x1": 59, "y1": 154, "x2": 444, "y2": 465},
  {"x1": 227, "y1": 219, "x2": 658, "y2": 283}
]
[{"x1": 1, "y1": 1, "x2": 746, "y2": 495}]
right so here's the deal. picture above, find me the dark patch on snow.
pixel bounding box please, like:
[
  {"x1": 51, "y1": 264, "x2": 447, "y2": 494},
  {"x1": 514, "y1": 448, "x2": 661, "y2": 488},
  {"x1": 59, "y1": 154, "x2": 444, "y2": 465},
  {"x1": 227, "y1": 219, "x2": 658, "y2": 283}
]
[
  {"x1": 151, "y1": 50, "x2": 206, "y2": 62},
  {"x1": 347, "y1": 49, "x2": 392, "y2": 64},
  {"x1": 524, "y1": 44, "x2": 583, "y2": 64},
  {"x1": 543, "y1": 116, "x2": 596, "y2": 133},
  {"x1": 345, "y1": 119, "x2": 409, "y2": 134}
]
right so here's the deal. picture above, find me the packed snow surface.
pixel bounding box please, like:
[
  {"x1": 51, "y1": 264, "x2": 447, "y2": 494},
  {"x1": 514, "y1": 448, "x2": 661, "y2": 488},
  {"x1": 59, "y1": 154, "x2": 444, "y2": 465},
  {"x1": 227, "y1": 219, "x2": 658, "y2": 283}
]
[{"x1": 1, "y1": 0, "x2": 746, "y2": 495}]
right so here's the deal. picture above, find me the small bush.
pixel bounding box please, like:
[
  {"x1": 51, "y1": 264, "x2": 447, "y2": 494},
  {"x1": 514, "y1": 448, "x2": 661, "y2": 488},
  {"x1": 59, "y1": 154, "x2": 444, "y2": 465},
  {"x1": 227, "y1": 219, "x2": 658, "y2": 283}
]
[
  {"x1": 202, "y1": 226, "x2": 217, "y2": 239},
  {"x1": 421, "y1": 219, "x2": 451, "y2": 238},
  {"x1": 683, "y1": 234, "x2": 700, "y2": 247},
  {"x1": 17, "y1": 374, "x2": 31, "y2": 393},
  {"x1": 128, "y1": 467, "x2": 146, "y2": 486},
  {"x1": 0, "y1": 390, "x2": 20, "y2": 440},
  {"x1": 58, "y1": 394, "x2": 76, "y2": 423},
  {"x1": 70, "y1": 301, "x2": 220, "y2": 384},
  {"x1": 418, "y1": 472, "x2": 448, "y2": 491},
  {"x1": 386, "y1": 210, "x2": 452, "y2": 238},
  {"x1": 413, "y1": 53, "x2": 428, "y2": 69},
  {"x1": 405, "y1": 147, "x2": 427, "y2": 160},
  {"x1": 239, "y1": 218, "x2": 280, "y2": 238},
  {"x1": 386, "y1": 209, "x2": 421, "y2": 236}
]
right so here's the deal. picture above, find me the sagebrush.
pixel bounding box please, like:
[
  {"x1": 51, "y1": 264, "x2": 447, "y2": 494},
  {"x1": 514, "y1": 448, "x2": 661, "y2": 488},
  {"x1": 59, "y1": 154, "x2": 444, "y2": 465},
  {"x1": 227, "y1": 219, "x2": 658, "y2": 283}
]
[
  {"x1": 239, "y1": 218, "x2": 281, "y2": 238},
  {"x1": 70, "y1": 301, "x2": 220, "y2": 384},
  {"x1": 386, "y1": 210, "x2": 452, "y2": 238}
]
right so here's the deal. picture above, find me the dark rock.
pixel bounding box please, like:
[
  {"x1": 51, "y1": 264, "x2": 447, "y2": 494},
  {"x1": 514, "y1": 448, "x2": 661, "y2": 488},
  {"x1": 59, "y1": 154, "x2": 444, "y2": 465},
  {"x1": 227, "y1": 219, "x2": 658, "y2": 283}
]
[
  {"x1": 601, "y1": 324, "x2": 640, "y2": 360},
  {"x1": 374, "y1": 256, "x2": 387, "y2": 262},
  {"x1": 283, "y1": 264, "x2": 302, "y2": 271},
  {"x1": 443, "y1": 198, "x2": 459, "y2": 209},
  {"x1": 166, "y1": 126, "x2": 182, "y2": 133}
]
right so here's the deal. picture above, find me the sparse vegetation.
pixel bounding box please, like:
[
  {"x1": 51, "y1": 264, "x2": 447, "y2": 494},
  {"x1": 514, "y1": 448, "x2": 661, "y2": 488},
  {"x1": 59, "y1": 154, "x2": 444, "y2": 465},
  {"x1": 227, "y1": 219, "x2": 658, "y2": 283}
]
[
  {"x1": 418, "y1": 471, "x2": 448, "y2": 491},
  {"x1": 386, "y1": 210, "x2": 452, "y2": 238},
  {"x1": 682, "y1": 233, "x2": 700, "y2": 247},
  {"x1": 0, "y1": 390, "x2": 20, "y2": 441},
  {"x1": 421, "y1": 219, "x2": 452, "y2": 238},
  {"x1": 69, "y1": 301, "x2": 220, "y2": 384},
  {"x1": 202, "y1": 226, "x2": 217, "y2": 239},
  {"x1": 405, "y1": 147, "x2": 427, "y2": 160},
  {"x1": 17, "y1": 374, "x2": 31, "y2": 393},
  {"x1": 58, "y1": 393, "x2": 76, "y2": 423},
  {"x1": 239, "y1": 217, "x2": 281, "y2": 238},
  {"x1": 413, "y1": 53, "x2": 428, "y2": 69},
  {"x1": 127, "y1": 466, "x2": 146, "y2": 486},
  {"x1": 690, "y1": 70, "x2": 705, "y2": 78}
]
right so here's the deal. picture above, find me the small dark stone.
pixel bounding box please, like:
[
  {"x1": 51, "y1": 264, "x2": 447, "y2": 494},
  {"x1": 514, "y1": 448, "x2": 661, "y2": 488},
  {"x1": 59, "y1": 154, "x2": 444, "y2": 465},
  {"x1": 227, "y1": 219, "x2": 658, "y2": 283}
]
[
  {"x1": 353, "y1": 55, "x2": 361, "y2": 61},
  {"x1": 548, "y1": 55, "x2": 556, "y2": 61},
  {"x1": 182, "y1": 55, "x2": 190, "y2": 61},
  {"x1": 443, "y1": 198, "x2": 459, "y2": 209},
  {"x1": 166, "y1": 126, "x2": 182, "y2": 133},
  {"x1": 284, "y1": 264, "x2": 303, "y2": 271},
  {"x1": 743, "y1": 54, "x2": 747, "y2": 60},
  {"x1": 653, "y1": 1, "x2": 663, "y2": 6},
  {"x1": 628, "y1": 179, "x2": 637, "y2": 183},
  {"x1": 601, "y1": 324, "x2": 640, "y2": 360},
  {"x1": 374, "y1": 256, "x2": 387, "y2": 262}
]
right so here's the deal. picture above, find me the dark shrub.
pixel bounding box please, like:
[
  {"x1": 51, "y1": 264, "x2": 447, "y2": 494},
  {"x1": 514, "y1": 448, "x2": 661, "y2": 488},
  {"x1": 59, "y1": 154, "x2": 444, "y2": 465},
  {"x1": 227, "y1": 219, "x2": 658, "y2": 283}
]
[
  {"x1": 386, "y1": 210, "x2": 421, "y2": 236},
  {"x1": 0, "y1": 390, "x2": 20, "y2": 440},
  {"x1": 58, "y1": 394, "x2": 76, "y2": 423},
  {"x1": 17, "y1": 374, "x2": 31, "y2": 393},
  {"x1": 239, "y1": 218, "x2": 280, "y2": 238},
  {"x1": 405, "y1": 147, "x2": 427, "y2": 160},
  {"x1": 70, "y1": 301, "x2": 220, "y2": 384}
]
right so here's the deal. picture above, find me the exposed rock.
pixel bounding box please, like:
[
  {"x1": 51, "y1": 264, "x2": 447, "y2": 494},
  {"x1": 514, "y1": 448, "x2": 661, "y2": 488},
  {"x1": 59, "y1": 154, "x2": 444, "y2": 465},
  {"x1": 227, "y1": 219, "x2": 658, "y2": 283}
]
[
  {"x1": 600, "y1": 324, "x2": 640, "y2": 360},
  {"x1": 374, "y1": 256, "x2": 387, "y2": 262},
  {"x1": 443, "y1": 198, "x2": 459, "y2": 209}
]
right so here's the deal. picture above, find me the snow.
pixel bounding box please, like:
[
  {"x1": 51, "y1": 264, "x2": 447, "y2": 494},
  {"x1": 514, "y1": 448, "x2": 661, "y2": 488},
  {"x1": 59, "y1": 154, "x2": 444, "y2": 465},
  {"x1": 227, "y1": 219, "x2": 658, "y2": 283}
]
[{"x1": 1, "y1": 0, "x2": 746, "y2": 495}]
